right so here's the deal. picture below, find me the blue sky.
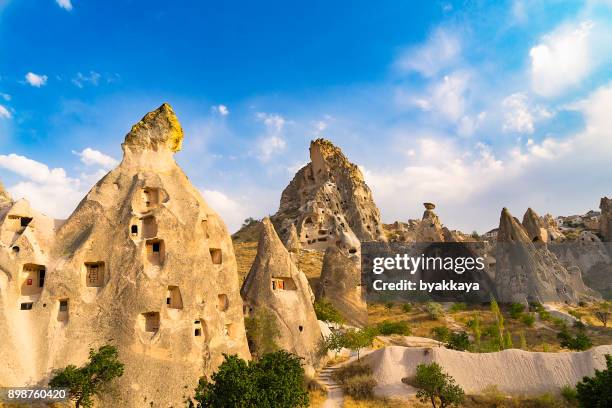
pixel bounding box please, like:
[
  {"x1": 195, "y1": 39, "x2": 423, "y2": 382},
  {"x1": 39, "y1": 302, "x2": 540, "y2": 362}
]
[{"x1": 1, "y1": 0, "x2": 612, "y2": 233}]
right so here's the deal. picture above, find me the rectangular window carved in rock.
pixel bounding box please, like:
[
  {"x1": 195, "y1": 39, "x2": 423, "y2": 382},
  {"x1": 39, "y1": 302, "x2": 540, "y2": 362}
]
[
  {"x1": 21, "y1": 264, "x2": 45, "y2": 296},
  {"x1": 166, "y1": 286, "x2": 183, "y2": 309},
  {"x1": 209, "y1": 248, "x2": 222, "y2": 265},
  {"x1": 146, "y1": 240, "x2": 165, "y2": 266},
  {"x1": 85, "y1": 262, "x2": 105, "y2": 287}
]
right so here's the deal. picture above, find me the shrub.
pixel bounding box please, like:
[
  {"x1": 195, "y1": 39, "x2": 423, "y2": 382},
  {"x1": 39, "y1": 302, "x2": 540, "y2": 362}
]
[
  {"x1": 401, "y1": 303, "x2": 413, "y2": 313},
  {"x1": 245, "y1": 309, "x2": 280, "y2": 359},
  {"x1": 575, "y1": 354, "x2": 612, "y2": 407},
  {"x1": 376, "y1": 320, "x2": 411, "y2": 336},
  {"x1": 449, "y1": 302, "x2": 467, "y2": 313},
  {"x1": 521, "y1": 313, "x2": 536, "y2": 327},
  {"x1": 431, "y1": 326, "x2": 451, "y2": 342},
  {"x1": 426, "y1": 302, "x2": 444, "y2": 320},
  {"x1": 482, "y1": 325, "x2": 498, "y2": 338},
  {"x1": 332, "y1": 362, "x2": 372, "y2": 384},
  {"x1": 560, "y1": 385, "x2": 577, "y2": 404},
  {"x1": 414, "y1": 362, "x2": 465, "y2": 408},
  {"x1": 314, "y1": 299, "x2": 344, "y2": 324},
  {"x1": 384, "y1": 302, "x2": 395, "y2": 311},
  {"x1": 446, "y1": 331, "x2": 470, "y2": 351},
  {"x1": 189, "y1": 351, "x2": 309, "y2": 408},
  {"x1": 49, "y1": 345, "x2": 124, "y2": 408},
  {"x1": 343, "y1": 375, "x2": 376, "y2": 399},
  {"x1": 557, "y1": 327, "x2": 593, "y2": 351},
  {"x1": 322, "y1": 327, "x2": 377, "y2": 361},
  {"x1": 509, "y1": 303, "x2": 526, "y2": 319}
]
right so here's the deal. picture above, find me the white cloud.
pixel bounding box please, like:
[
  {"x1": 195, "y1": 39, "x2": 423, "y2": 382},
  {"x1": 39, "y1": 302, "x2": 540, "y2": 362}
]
[
  {"x1": 511, "y1": 0, "x2": 527, "y2": 24},
  {"x1": 458, "y1": 112, "x2": 486, "y2": 137},
  {"x1": 56, "y1": 0, "x2": 72, "y2": 11},
  {"x1": 72, "y1": 71, "x2": 101, "y2": 88},
  {"x1": 0, "y1": 93, "x2": 10, "y2": 101},
  {"x1": 254, "y1": 113, "x2": 288, "y2": 161},
  {"x1": 201, "y1": 189, "x2": 250, "y2": 233},
  {"x1": 72, "y1": 148, "x2": 118, "y2": 170},
  {"x1": 211, "y1": 104, "x2": 229, "y2": 116},
  {"x1": 529, "y1": 21, "x2": 594, "y2": 97},
  {"x1": 0, "y1": 153, "x2": 88, "y2": 218},
  {"x1": 502, "y1": 93, "x2": 553, "y2": 134},
  {"x1": 0, "y1": 104, "x2": 11, "y2": 119},
  {"x1": 25, "y1": 72, "x2": 48, "y2": 87},
  {"x1": 412, "y1": 72, "x2": 469, "y2": 121},
  {"x1": 396, "y1": 28, "x2": 461, "y2": 77}
]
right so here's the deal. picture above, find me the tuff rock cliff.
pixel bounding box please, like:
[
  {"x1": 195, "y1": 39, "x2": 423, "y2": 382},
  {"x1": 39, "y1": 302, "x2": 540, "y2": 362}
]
[
  {"x1": 241, "y1": 218, "x2": 320, "y2": 373},
  {"x1": 495, "y1": 208, "x2": 596, "y2": 304},
  {"x1": 0, "y1": 104, "x2": 250, "y2": 407},
  {"x1": 601, "y1": 197, "x2": 612, "y2": 242}
]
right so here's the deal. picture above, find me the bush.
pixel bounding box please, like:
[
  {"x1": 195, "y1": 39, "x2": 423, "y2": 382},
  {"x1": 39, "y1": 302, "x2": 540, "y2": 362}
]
[
  {"x1": 314, "y1": 299, "x2": 344, "y2": 324},
  {"x1": 384, "y1": 302, "x2": 395, "y2": 311},
  {"x1": 332, "y1": 363, "x2": 376, "y2": 400},
  {"x1": 560, "y1": 385, "x2": 577, "y2": 404},
  {"x1": 509, "y1": 303, "x2": 526, "y2": 319},
  {"x1": 575, "y1": 354, "x2": 612, "y2": 407},
  {"x1": 426, "y1": 302, "x2": 444, "y2": 320},
  {"x1": 446, "y1": 331, "x2": 471, "y2": 351},
  {"x1": 401, "y1": 303, "x2": 413, "y2": 313},
  {"x1": 322, "y1": 327, "x2": 377, "y2": 361},
  {"x1": 431, "y1": 326, "x2": 451, "y2": 342},
  {"x1": 189, "y1": 351, "x2": 309, "y2": 408},
  {"x1": 375, "y1": 320, "x2": 411, "y2": 336},
  {"x1": 521, "y1": 313, "x2": 536, "y2": 327},
  {"x1": 343, "y1": 375, "x2": 376, "y2": 399},
  {"x1": 49, "y1": 345, "x2": 124, "y2": 408},
  {"x1": 557, "y1": 327, "x2": 593, "y2": 351},
  {"x1": 414, "y1": 362, "x2": 465, "y2": 408},
  {"x1": 449, "y1": 302, "x2": 467, "y2": 313},
  {"x1": 245, "y1": 309, "x2": 280, "y2": 359}
]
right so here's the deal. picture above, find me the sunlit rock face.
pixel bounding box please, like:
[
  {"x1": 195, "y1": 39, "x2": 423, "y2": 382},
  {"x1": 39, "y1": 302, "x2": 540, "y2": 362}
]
[{"x1": 0, "y1": 104, "x2": 250, "y2": 407}]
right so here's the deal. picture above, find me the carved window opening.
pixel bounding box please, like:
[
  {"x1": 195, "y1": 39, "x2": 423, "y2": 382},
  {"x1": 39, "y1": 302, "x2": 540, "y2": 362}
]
[{"x1": 85, "y1": 262, "x2": 105, "y2": 287}]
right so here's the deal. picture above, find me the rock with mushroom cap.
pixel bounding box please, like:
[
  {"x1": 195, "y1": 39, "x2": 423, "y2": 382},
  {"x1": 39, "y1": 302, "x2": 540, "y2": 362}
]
[
  {"x1": 0, "y1": 104, "x2": 250, "y2": 407},
  {"x1": 241, "y1": 217, "x2": 321, "y2": 372},
  {"x1": 495, "y1": 208, "x2": 596, "y2": 304},
  {"x1": 416, "y1": 202, "x2": 445, "y2": 242}
]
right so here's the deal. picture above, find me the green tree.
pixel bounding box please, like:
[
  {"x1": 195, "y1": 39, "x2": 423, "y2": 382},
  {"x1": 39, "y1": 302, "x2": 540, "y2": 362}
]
[
  {"x1": 322, "y1": 327, "x2": 377, "y2": 361},
  {"x1": 189, "y1": 351, "x2": 309, "y2": 408},
  {"x1": 519, "y1": 331, "x2": 527, "y2": 350},
  {"x1": 503, "y1": 331, "x2": 514, "y2": 349},
  {"x1": 49, "y1": 345, "x2": 124, "y2": 408},
  {"x1": 575, "y1": 354, "x2": 612, "y2": 408},
  {"x1": 557, "y1": 327, "x2": 593, "y2": 351},
  {"x1": 427, "y1": 302, "x2": 444, "y2": 320},
  {"x1": 594, "y1": 302, "x2": 610, "y2": 328},
  {"x1": 244, "y1": 309, "x2": 280, "y2": 360},
  {"x1": 446, "y1": 332, "x2": 470, "y2": 351},
  {"x1": 472, "y1": 313, "x2": 482, "y2": 352},
  {"x1": 509, "y1": 303, "x2": 525, "y2": 319},
  {"x1": 490, "y1": 298, "x2": 505, "y2": 350},
  {"x1": 313, "y1": 299, "x2": 345, "y2": 324},
  {"x1": 414, "y1": 362, "x2": 465, "y2": 408}
]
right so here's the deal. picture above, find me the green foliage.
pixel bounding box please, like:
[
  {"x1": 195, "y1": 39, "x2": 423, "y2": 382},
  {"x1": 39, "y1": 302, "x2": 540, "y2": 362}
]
[
  {"x1": 557, "y1": 327, "x2": 593, "y2": 351},
  {"x1": 189, "y1": 351, "x2": 309, "y2": 408},
  {"x1": 384, "y1": 301, "x2": 395, "y2": 311},
  {"x1": 503, "y1": 331, "x2": 514, "y2": 349},
  {"x1": 401, "y1": 303, "x2": 413, "y2": 313},
  {"x1": 472, "y1": 313, "x2": 481, "y2": 352},
  {"x1": 446, "y1": 331, "x2": 470, "y2": 351},
  {"x1": 313, "y1": 299, "x2": 345, "y2": 324},
  {"x1": 426, "y1": 302, "x2": 444, "y2": 320},
  {"x1": 375, "y1": 320, "x2": 411, "y2": 336},
  {"x1": 575, "y1": 354, "x2": 612, "y2": 408},
  {"x1": 490, "y1": 298, "x2": 505, "y2": 350},
  {"x1": 49, "y1": 345, "x2": 124, "y2": 408},
  {"x1": 332, "y1": 363, "x2": 375, "y2": 400},
  {"x1": 431, "y1": 326, "x2": 451, "y2": 342},
  {"x1": 560, "y1": 385, "x2": 578, "y2": 404},
  {"x1": 241, "y1": 217, "x2": 258, "y2": 228},
  {"x1": 322, "y1": 327, "x2": 377, "y2": 361},
  {"x1": 509, "y1": 303, "x2": 526, "y2": 319},
  {"x1": 519, "y1": 330, "x2": 527, "y2": 350},
  {"x1": 449, "y1": 302, "x2": 467, "y2": 313},
  {"x1": 414, "y1": 362, "x2": 465, "y2": 408},
  {"x1": 244, "y1": 308, "x2": 280, "y2": 359},
  {"x1": 521, "y1": 313, "x2": 536, "y2": 327}
]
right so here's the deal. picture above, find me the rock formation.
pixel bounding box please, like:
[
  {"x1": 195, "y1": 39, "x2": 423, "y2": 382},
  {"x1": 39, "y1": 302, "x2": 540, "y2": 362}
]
[
  {"x1": 495, "y1": 208, "x2": 595, "y2": 304},
  {"x1": 542, "y1": 213, "x2": 565, "y2": 242},
  {"x1": 317, "y1": 229, "x2": 367, "y2": 327},
  {"x1": 0, "y1": 180, "x2": 11, "y2": 204},
  {"x1": 272, "y1": 138, "x2": 385, "y2": 250},
  {"x1": 416, "y1": 202, "x2": 446, "y2": 242},
  {"x1": 522, "y1": 208, "x2": 549, "y2": 243},
  {"x1": 241, "y1": 218, "x2": 321, "y2": 373},
  {"x1": 0, "y1": 103, "x2": 250, "y2": 407},
  {"x1": 600, "y1": 197, "x2": 612, "y2": 242},
  {"x1": 283, "y1": 223, "x2": 301, "y2": 263}
]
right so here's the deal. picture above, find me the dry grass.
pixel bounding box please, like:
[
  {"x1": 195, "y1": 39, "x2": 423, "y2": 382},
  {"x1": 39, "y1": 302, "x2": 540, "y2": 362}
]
[
  {"x1": 343, "y1": 396, "x2": 408, "y2": 408},
  {"x1": 368, "y1": 302, "x2": 612, "y2": 352},
  {"x1": 233, "y1": 241, "x2": 259, "y2": 280},
  {"x1": 308, "y1": 389, "x2": 328, "y2": 408}
]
